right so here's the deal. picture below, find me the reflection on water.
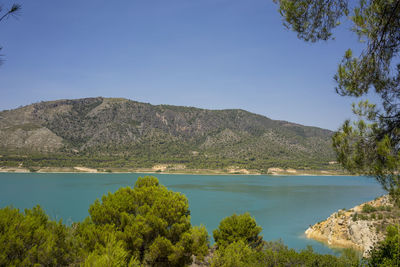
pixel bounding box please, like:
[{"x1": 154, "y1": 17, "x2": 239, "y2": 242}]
[{"x1": 0, "y1": 173, "x2": 385, "y2": 255}]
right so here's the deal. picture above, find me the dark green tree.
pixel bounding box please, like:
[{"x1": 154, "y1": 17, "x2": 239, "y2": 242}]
[
  {"x1": 213, "y1": 213, "x2": 263, "y2": 249},
  {"x1": 85, "y1": 176, "x2": 209, "y2": 266},
  {"x1": 274, "y1": 0, "x2": 400, "y2": 204}
]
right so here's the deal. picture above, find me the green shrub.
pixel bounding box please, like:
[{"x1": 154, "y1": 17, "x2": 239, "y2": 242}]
[
  {"x1": 0, "y1": 206, "x2": 78, "y2": 266},
  {"x1": 368, "y1": 225, "x2": 400, "y2": 267},
  {"x1": 211, "y1": 240, "x2": 262, "y2": 267},
  {"x1": 211, "y1": 240, "x2": 360, "y2": 267},
  {"x1": 362, "y1": 204, "x2": 377, "y2": 213},
  {"x1": 87, "y1": 176, "x2": 208, "y2": 266},
  {"x1": 213, "y1": 213, "x2": 263, "y2": 249},
  {"x1": 83, "y1": 234, "x2": 131, "y2": 267}
]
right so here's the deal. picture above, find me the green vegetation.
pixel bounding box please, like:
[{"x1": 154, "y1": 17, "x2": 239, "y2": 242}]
[
  {"x1": 211, "y1": 214, "x2": 361, "y2": 267},
  {"x1": 274, "y1": 0, "x2": 400, "y2": 205},
  {"x1": 0, "y1": 176, "x2": 399, "y2": 267},
  {"x1": 212, "y1": 241, "x2": 362, "y2": 267},
  {"x1": 362, "y1": 204, "x2": 377, "y2": 213},
  {"x1": 0, "y1": 206, "x2": 77, "y2": 266},
  {"x1": 368, "y1": 225, "x2": 400, "y2": 267},
  {"x1": 0, "y1": 151, "x2": 337, "y2": 173},
  {"x1": 213, "y1": 213, "x2": 263, "y2": 249},
  {"x1": 1, "y1": 176, "x2": 399, "y2": 266},
  {"x1": 87, "y1": 176, "x2": 208, "y2": 266},
  {"x1": 0, "y1": 176, "x2": 208, "y2": 266},
  {"x1": 0, "y1": 97, "x2": 337, "y2": 172},
  {"x1": 351, "y1": 203, "x2": 398, "y2": 224},
  {"x1": 273, "y1": 6, "x2": 400, "y2": 263},
  {"x1": 211, "y1": 213, "x2": 400, "y2": 267}
]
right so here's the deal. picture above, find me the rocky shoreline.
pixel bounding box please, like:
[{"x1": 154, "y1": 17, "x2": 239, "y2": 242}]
[{"x1": 305, "y1": 195, "x2": 397, "y2": 257}]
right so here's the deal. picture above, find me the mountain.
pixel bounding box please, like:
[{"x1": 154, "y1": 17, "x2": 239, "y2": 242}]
[{"x1": 0, "y1": 97, "x2": 337, "y2": 172}]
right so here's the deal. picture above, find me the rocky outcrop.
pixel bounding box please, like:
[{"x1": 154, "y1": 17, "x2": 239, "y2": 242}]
[
  {"x1": 0, "y1": 126, "x2": 63, "y2": 152},
  {"x1": 305, "y1": 195, "x2": 396, "y2": 257}
]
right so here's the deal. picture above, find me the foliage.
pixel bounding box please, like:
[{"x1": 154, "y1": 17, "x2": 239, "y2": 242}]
[
  {"x1": 211, "y1": 240, "x2": 263, "y2": 267},
  {"x1": 0, "y1": 206, "x2": 78, "y2": 266},
  {"x1": 0, "y1": 176, "x2": 209, "y2": 266},
  {"x1": 188, "y1": 225, "x2": 209, "y2": 261},
  {"x1": 212, "y1": 214, "x2": 360, "y2": 266},
  {"x1": 213, "y1": 213, "x2": 263, "y2": 249},
  {"x1": 83, "y1": 234, "x2": 131, "y2": 267},
  {"x1": 362, "y1": 204, "x2": 377, "y2": 213},
  {"x1": 85, "y1": 176, "x2": 209, "y2": 266},
  {"x1": 275, "y1": 0, "x2": 400, "y2": 205},
  {"x1": 274, "y1": 0, "x2": 348, "y2": 42},
  {"x1": 368, "y1": 225, "x2": 400, "y2": 267},
  {"x1": 212, "y1": 239, "x2": 361, "y2": 267}
]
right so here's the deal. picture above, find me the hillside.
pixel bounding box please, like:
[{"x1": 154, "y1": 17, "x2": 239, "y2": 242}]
[{"x1": 0, "y1": 97, "x2": 337, "y2": 172}]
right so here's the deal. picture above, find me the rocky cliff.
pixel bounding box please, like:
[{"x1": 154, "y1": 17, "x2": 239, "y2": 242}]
[{"x1": 305, "y1": 195, "x2": 398, "y2": 257}]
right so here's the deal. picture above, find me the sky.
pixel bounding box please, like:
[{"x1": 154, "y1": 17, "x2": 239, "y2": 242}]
[{"x1": 0, "y1": 0, "x2": 367, "y2": 130}]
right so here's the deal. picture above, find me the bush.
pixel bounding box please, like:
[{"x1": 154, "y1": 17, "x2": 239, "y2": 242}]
[
  {"x1": 83, "y1": 234, "x2": 131, "y2": 267},
  {"x1": 0, "y1": 206, "x2": 78, "y2": 266},
  {"x1": 87, "y1": 176, "x2": 208, "y2": 266},
  {"x1": 211, "y1": 239, "x2": 361, "y2": 267},
  {"x1": 213, "y1": 213, "x2": 263, "y2": 249},
  {"x1": 368, "y1": 225, "x2": 400, "y2": 267},
  {"x1": 362, "y1": 204, "x2": 377, "y2": 213},
  {"x1": 211, "y1": 240, "x2": 262, "y2": 267}
]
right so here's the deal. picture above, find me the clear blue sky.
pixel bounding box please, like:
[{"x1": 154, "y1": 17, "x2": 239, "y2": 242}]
[{"x1": 0, "y1": 0, "x2": 365, "y2": 130}]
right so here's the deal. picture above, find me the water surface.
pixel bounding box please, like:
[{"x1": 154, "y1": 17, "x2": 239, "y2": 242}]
[{"x1": 0, "y1": 173, "x2": 385, "y2": 255}]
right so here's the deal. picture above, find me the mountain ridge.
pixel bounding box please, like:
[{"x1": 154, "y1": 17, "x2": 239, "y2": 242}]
[{"x1": 0, "y1": 97, "x2": 337, "y2": 172}]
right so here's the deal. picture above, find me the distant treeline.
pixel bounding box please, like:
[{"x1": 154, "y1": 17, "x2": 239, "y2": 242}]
[{"x1": 0, "y1": 151, "x2": 338, "y2": 172}]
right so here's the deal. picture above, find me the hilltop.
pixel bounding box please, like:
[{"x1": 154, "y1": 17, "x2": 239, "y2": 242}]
[{"x1": 0, "y1": 97, "x2": 338, "y2": 173}]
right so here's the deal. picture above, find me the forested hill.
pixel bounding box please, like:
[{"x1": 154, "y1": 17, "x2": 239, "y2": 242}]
[{"x1": 0, "y1": 97, "x2": 337, "y2": 171}]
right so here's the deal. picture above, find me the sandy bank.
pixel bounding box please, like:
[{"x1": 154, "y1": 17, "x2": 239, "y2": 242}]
[{"x1": 0, "y1": 166, "x2": 346, "y2": 176}]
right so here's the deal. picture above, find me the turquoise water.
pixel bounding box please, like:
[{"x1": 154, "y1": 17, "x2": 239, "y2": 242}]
[{"x1": 0, "y1": 173, "x2": 385, "y2": 255}]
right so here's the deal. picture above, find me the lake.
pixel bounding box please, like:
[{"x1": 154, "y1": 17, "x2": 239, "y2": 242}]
[{"x1": 0, "y1": 173, "x2": 385, "y2": 255}]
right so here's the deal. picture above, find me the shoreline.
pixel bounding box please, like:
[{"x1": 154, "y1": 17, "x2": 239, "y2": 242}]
[
  {"x1": 305, "y1": 195, "x2": 396, "y2": 257},
  {"x1": 0, "y1": 166, "x2": 349, "y2": 176}
]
